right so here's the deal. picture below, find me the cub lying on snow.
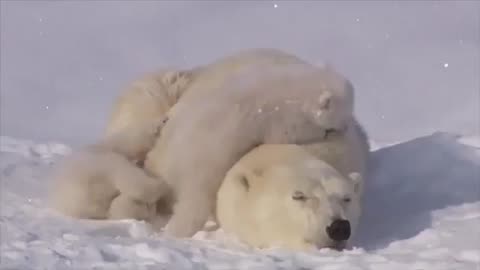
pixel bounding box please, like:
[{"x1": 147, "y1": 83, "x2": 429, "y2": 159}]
[
  {"x1": 48, "y1": 118, "x2": 170, "y2": 227},
  {"x1": 48, "y1": 48, "x2": 357, "y2": 243}
]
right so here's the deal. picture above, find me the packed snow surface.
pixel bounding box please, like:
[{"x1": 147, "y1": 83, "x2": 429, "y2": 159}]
[{"x1": 1, "y1": 133, "x2": 479, "y2": 270}]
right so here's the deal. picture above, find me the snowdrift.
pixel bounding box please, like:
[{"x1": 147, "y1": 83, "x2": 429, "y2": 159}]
[{"x1": 0, "y1": 133, "x2": 479, "y2": 269}]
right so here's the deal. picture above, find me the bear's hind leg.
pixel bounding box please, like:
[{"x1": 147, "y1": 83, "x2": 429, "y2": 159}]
[
  {"x1": 163, "y1": 187, "x2": 213, "y2": 238},
  {"x1": 111, "y1": 163, "x2": 169, "y2": 204},
  {"x1": 108, "y1": 194, "x2": 155, "y2": 221}
]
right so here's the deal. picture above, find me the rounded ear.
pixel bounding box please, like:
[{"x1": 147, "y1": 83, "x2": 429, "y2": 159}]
[
  {"x1": 349, "y1": 172, "x2": 362, "y2": 193},
  {"x1": 235, "y1": 167, "x2": 264, "y2": 192},
  {"x1": 317, "y1": 91, "x2": 332, "y2": 110}
]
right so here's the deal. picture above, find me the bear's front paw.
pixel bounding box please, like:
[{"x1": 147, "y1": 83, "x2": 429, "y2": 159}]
[
  {"x1": 163, "y1": 212, "x2": 208, "y2": 238},
  {"x1": 163, "y1": 208, "x2": 210, "y2": 238},
  {"x1": 164, "y1": 220, "x2": 197, "y2": 238},
  {"x1": 149, "y1": 215, "x2": 170, "y2": 232}
]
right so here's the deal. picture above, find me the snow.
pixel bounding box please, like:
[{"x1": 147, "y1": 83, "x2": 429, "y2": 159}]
[
  {"x1": 1, "y1": 133, "x2": 479, "y2": 269},
  {"x1": 1, "y1": 1, "x2": 479, "y2": 270}
]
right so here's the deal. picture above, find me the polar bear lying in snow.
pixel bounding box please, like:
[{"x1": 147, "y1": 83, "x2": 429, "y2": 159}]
[{"x1": 216, "y1": 120, "x2": 369, "y2": 251}]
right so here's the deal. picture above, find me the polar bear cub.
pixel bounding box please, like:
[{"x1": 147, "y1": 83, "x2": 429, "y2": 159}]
[
  {"x1": 49, "y1": 67, "x2": 189, "y2": 222},
  {"x1": 48, "y1": 119, "x2": 170, "y2": 226},
  {"x1": 103, "y1": 48, "x2": 314, "y2": 166},
  {"x1": 103, "y1": 69, "x2": 195, "y2": 166}
]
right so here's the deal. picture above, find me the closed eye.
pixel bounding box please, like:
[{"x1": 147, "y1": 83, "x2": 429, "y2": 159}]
[
  {"x1": 343, "y1": 197, "x2": 351, "y2": 203},
  {"x1": 292, "y1": 191, "x2": 308, "y2": 201},
  {"x1": 324, "y1": 128, "x2": 336, "y2": 139}
]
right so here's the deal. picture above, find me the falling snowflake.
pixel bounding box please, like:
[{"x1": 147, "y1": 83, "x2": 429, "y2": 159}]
[
  {"x1": 273, "y1": 3, "x2": 278, "y2": 8},
  {"x1": 443, "y1": 63, "x2": 449, "y2": 68}
]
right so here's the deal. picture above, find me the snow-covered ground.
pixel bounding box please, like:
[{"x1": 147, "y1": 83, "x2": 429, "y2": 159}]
[
  {"x1": 1, "y1": 133, "x2": 479, "y2": 269},
  {"x1": 1, "y1": 1, "x2": 479, "y2": 270}
]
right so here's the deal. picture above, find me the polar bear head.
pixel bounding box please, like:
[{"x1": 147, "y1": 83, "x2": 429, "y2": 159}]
[{"x1": 216, "y1": 144, "x2": 363, "y2": 251}]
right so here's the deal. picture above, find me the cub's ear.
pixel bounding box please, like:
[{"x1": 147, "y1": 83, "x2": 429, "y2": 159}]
[
  {"x1": 349, "y1": 172, "x2": 362, "y2": 193},
  {"x1": 317, "y1": 91, "x2": 332, "y2": 110}
]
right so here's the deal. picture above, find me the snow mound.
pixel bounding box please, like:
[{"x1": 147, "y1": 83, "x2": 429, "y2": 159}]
[{"x1": 1, "y1": 133, "x2": 479, "y2": 270}]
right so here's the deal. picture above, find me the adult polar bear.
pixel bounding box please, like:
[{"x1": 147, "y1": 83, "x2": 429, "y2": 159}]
[
  {"x1": 141, "y1": 51, "x2": 356, "y2": 238},
  {"x1": 216, "y1": 119, "x2": 370, "y2": 251}
]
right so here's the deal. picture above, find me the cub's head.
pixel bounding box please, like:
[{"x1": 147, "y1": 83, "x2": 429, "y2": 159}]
[
  {"x1": 300, "y1": 66, "x2": 355, "y2": 133},
  {"x1": 217, "y1": 145, "x2": 362, "y2": 252}
]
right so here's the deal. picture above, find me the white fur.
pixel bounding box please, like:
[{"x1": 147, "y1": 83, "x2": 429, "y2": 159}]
[
  {"x1": 103, "y1": 48, "x2": 315, "y2": 161},
  {"x1": 103, "y1": 69, "x2": 195, "y2": 164},
  {"x1": 216, "y1": 119, "x2": 369, "y2": 251},
  {"x1": 54, "y1": 48, "x2": 355, "y2": 238},
  {"x1": 48, "y1": 123, "x2": 169, "y2": 225},
  {"x1": 144, "y1": 63, "x2": 355, "y2": 238},
  {"x1": 51, "y1": 48, "x2": 314, "y2": 226}
]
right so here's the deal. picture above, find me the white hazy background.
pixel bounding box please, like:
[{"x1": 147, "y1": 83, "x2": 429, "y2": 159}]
[{"x1": 1, "y1": 1, "x2": 478, "y2": 146}]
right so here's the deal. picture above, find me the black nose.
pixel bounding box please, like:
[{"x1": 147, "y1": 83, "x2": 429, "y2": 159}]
[{"x1": 326, "y1": 219, "x2": 351, "y2": 241}]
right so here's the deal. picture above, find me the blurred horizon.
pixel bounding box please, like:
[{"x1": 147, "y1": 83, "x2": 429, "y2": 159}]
[{"x1": 1, "y1": 1, "x2": 478, "y2": 146}]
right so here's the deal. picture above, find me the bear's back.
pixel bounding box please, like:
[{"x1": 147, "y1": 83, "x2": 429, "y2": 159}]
[{"x1": 170, "y1": 48, "x2": 312, "y2": 116}]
